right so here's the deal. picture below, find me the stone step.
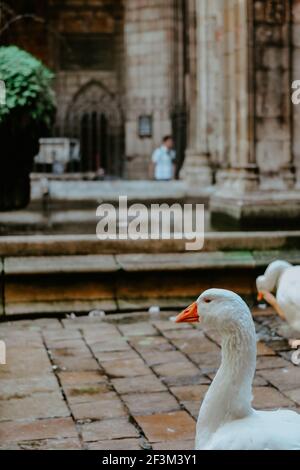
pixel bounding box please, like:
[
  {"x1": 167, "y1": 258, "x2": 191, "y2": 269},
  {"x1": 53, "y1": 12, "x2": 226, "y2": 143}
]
[
  {"x1": 3, "y1": 250, "x2": 300, "y2": 276},
  {"x1": 1, "y1": 249, "x2": 300, "y2": 317},
  {"x1": 1, "y1": 231, "x2": 300, "y2": 256}
]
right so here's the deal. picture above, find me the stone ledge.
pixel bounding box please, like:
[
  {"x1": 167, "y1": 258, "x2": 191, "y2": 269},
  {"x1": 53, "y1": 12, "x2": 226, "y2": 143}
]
[
  {"x1": 5, "y1": 300, "x2": 118, "y2": 317},
  {"x1": 4, "y1": 255, "x2": 119, "y2": 276},
  {"x1": 1, "y1": 231, "x2": 300, "y2": 257},
  {"x1": 30, "y1": 180, "x2": 189, "y2": 204},
  {"x1": 211, "y1": 191, "x2": 300, "y2": 229},
  {"x1": 0, "y1": 257, "x2": 3, "y2": 316},
  {"x1": 1, "y1": 250, "x2": 300, "y2": 317},
  {"x1": 3, "y1": 250, "x2": 298, "y2": 277},
  {"x1": 116, "y1": 252, "x2": 255, "y2": 272},
  {"x1": 252, "y1": 250, "x2": 300, "y2": 266}
]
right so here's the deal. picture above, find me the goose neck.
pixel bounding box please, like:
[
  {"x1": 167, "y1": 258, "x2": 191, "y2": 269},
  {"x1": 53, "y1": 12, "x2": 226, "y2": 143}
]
[{"x1": 197, "y1": 323, "x2": 256, "y2": 440}]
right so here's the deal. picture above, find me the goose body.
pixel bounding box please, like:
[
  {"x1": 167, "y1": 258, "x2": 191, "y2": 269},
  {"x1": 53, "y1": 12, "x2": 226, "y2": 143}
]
[
  {"x1": 176, "y1": 289, "x2": 300, "y2": 450},
  {"x1": 203, "y1": 410, "x2": 300, "y2": 450},
  {"x1": 257, "y1": 260, "x2": 300, "y2": 332}
]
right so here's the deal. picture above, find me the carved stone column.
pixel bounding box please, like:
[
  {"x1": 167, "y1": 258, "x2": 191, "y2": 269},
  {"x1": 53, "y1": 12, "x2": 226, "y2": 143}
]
[
  {"x1": 292, "y1": 0, "x2": 300, "y2": 188},
  {"x1": 255, "y1": 0, "x2": 295, "y2": 190},
  {"x1": 123, "y1": 0, "x2": 174, "y2": 179},
  {"x1": 181, "y1": 0, "x2": 213, "y2": 187},
  {"x1": 210, "y1": 0, "x2": 300, "y2": 228}
]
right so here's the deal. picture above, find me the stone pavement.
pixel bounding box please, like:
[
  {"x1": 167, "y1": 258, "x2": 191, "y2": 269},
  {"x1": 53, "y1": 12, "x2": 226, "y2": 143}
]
[{"x1": 0, "y1": 308, "x2": 299, "y2": 450}]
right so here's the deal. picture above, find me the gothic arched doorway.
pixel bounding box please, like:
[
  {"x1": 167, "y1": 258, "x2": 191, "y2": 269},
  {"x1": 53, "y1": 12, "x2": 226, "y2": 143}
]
[{"x1": 66, "y1": 82, "x2": 124, "y2": 177}]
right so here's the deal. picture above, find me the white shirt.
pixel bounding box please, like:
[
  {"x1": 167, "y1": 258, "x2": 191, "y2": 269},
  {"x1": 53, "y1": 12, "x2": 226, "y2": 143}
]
[{"x1": 152, "y1": 146, "x2": 176, "y2": 180}]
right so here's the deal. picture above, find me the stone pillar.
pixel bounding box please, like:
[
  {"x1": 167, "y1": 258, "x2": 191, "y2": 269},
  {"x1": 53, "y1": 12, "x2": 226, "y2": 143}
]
[
  {"x1": 210, "y1": 0, "x2": 300, "y2": 228},
  {"x1": 181, "y1": 0, "x2": 213, "y2": 187},
  {"x1": 254, "y1": 0, "x2": 294, "y2": 190},
  {"x1": 293, "y1": 0, "x2": 300, "y2": 188},
  {"x1": 213, "y1": 0, "x2": 259, "y2": 194},
  {"x1": 124, "y1": 0, "x2": 174, "y2": 179}
]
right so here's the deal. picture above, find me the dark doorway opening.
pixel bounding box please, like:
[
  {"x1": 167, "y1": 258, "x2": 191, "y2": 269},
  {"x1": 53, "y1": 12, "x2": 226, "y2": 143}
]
[
  {"x1": 79, "y1": 112, "x2": 109, "y2": 173},
  {"x1": 65, "y1": 82, "x2": 124, "y2": 178}
]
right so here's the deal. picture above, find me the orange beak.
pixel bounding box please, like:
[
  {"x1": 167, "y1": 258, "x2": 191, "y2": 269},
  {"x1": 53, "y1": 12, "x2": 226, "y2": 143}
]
[
  {"x1": 257, "y1": 292, "x2": 264, "y2": 302},
  {"x1": 176, "y1": 302, "x2": 199, "y2": 323}
]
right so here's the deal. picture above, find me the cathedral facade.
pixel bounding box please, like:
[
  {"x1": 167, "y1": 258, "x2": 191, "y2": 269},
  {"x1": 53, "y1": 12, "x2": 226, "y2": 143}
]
[
  {"x1": 2, "y1": 0, "x2": 300, "y2": 224},
  {"x1": 2, "y1": 0, "x2": 189, "y2": 179}
]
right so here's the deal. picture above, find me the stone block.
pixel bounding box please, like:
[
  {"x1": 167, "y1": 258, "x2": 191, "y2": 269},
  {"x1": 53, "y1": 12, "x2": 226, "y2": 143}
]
[
  {"x1": 101, "y1": 357, "x2": 152, "y2": 378},
  {"x1": 87, "y1": 439, "x2": 142, "y2": 450},
  {"x1": 4, "y1": 255, "x2": 119, "y2": 275},
  {"x1": 0, "y1": 392, "x2": 70, "y2": 422},
  {"x1": 135, "y1": 411, "x2": 195, "y2": 443},
  {"x1": 118, "y1": 322, "x2": 158, "y2": 337},
  {"x1": 0, "y1": 438, "x2": 82, "y2": 451},
  {"x1": 252, "y1": 386, "x2": 294, "y2": 409},
  {"x1": 170, "y1": 385, "x2": 210, "y2": 403},
  {"x1": 0, "y1": 375, "x2": 59, "y2": 400},
  {"x1": 153, "y1": 360, "x2": 202, "y2": 386},
  {"x1": 4, "y1": 271, "x2": 117, "y2": 315},
  {"x1": 123, "y1": 392, "x2": 180, "y2": 416},
  {"x1": 0, "y1": 418, "x2": 77, "y2": 444},
  {"x1": 283, "y1": 388, "x2": 300, "y2": 406},
  {"x1": 293, "y1": 1, "x2": 300, "y2": 23},
  {"x1": 58, "y1": 370, "x2": 107, "y2": 387},
  {"x1": 112, "y1": 374, "x2": 167, "y2": 395},
  {"x1": 293, "y1": 24, "x2": 300, "y2": 47},
  {"x1": 70, "y1": 393, "x2": 126, "y2": 421},
  {"x1": 81, "y1": 418, "x2": 139, "y2": 443},
  {"x1": 64, "y1": 384, "x2": 113, "y2": 405},
  {"x1": 52, "y1": 356, "x2": 100, "y2": 372},
  {"x1": 0, "y1": 257, "x2": 3, "y2": 317},
  {"x1": 260, "y1": 366, "x2": 300, "y2": 391},
  {"x1": 256, "y1": 118, "x2": 290, "y2": 143},
  {"x1": 152, "y1": 440, "x2": 194, "y2": 450}
]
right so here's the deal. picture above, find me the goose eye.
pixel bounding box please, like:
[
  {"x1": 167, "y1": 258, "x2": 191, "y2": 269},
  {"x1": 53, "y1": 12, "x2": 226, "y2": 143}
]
[{"x1": 204, "y1": 298, "x2": 212, "y2": 304}]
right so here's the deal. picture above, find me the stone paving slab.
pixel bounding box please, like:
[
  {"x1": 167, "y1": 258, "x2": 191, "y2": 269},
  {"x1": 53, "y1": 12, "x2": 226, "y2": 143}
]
[
  {"x1": 5, "y1": 299, "x2": 118, "y2": 317},
  {"x1": 5, "y1": 255, "x2": 119, "y2": 275},
  {"x1": 116, "y1": 251, "x2": 255, "y2": 272},
  {"x1": 0, "y1": 309, "x2": 299, "y2": 450}
]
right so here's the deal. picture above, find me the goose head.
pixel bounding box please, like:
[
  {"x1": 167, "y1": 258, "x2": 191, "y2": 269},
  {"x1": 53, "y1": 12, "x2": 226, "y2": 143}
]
[
  {"x1": 256, "y1": 260, "x2": 291, "y2": 300},
  {"x1": 176, "y1": 288, "x2": 253, "y2": 334}
]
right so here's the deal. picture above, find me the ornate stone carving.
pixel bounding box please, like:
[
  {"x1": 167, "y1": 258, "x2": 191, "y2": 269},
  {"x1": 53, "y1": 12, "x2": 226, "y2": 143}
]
[{"x1": 265, "y1": 0, "x2": 286, "y2": 24}]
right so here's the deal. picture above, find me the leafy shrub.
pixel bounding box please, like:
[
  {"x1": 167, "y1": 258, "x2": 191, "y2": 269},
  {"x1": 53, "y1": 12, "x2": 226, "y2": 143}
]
[{"x1": 0, "y1": 45, "x2": 55, "y2": 129}]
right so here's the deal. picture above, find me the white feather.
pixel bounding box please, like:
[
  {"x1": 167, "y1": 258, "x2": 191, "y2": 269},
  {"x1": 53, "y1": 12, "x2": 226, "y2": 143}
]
[
  {"x1": 257, "y1": 260, "x2": 300, "y2": 332},
  {"x1": 193, "y1": 289, "x2": 300, "y2": 450}
]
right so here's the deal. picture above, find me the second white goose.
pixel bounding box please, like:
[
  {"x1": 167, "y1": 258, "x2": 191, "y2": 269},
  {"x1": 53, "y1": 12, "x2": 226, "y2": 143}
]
[{"x1": 256, "y1": 260, "x2": 300, "y2": 333}]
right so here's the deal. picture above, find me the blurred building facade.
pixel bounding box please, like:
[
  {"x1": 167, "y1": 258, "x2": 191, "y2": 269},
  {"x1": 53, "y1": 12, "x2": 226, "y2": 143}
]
[
  {"x1": 2, "y1": 0, "x2": 188, "y2": 179},
  {"x1": 1, "y1": 0, "x2": 300, "y2": 224},
  {"x1": 184, "y1": 0, "x2": 300, "y2": 225}
]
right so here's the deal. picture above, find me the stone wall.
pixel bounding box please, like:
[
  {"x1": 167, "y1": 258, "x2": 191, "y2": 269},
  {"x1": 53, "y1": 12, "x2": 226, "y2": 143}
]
[
  {"x1": 181, "y1": 0, "x2": 300, "y2": 226},
  {"x1": 293, "y1": 0, "x2": 300, "y2": 187},
  {"x1": 5, "y1": 0, "x2": 300, "y2": 191},
  {"x1": 123, "y1": 0, "x2": 176, "y2": 179},
  {"x1": 254, "y1": 0, "x2": 294, "y2": 190},
  {"x1": 184, "y1": 0, "x2": 298, "y2": 190},
  {"x1": 3, "y1": 0, "x2": 187, "y2": 179},
  {"x1": 183, "y1": 0, "x2": 253, "y2": 190},
  {"x1": 2, "y1": 0, "x2": 50, "y2": 66},
  {"x1": 50, "y1": 0, "x2": 124, "y2": 139}
]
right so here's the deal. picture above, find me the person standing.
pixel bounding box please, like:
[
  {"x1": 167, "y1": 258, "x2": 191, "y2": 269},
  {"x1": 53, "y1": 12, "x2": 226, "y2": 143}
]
[{"x1": 151, "y1": 136, "x2": 176, "y2": 181}]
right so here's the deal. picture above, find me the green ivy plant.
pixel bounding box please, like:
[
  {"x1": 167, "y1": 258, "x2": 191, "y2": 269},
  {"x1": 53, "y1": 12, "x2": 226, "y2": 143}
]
[{"x1": 0, "y1": 45, "x2": 55, "y2": 129}]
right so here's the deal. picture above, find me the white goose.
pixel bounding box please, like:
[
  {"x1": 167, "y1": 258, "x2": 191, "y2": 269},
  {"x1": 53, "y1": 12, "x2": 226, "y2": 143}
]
[
  {"x1": 256, "y1": 260, "x2": 300, "y2": 333},
  {"x1": 176, "y1": 289, "x2": 300, "y2": 450}
]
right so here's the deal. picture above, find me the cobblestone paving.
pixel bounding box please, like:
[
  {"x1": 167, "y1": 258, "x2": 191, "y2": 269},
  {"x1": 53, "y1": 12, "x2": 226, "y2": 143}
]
[{"x1": 0, "y1": 307, "x2": 299, "y2": 450}]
